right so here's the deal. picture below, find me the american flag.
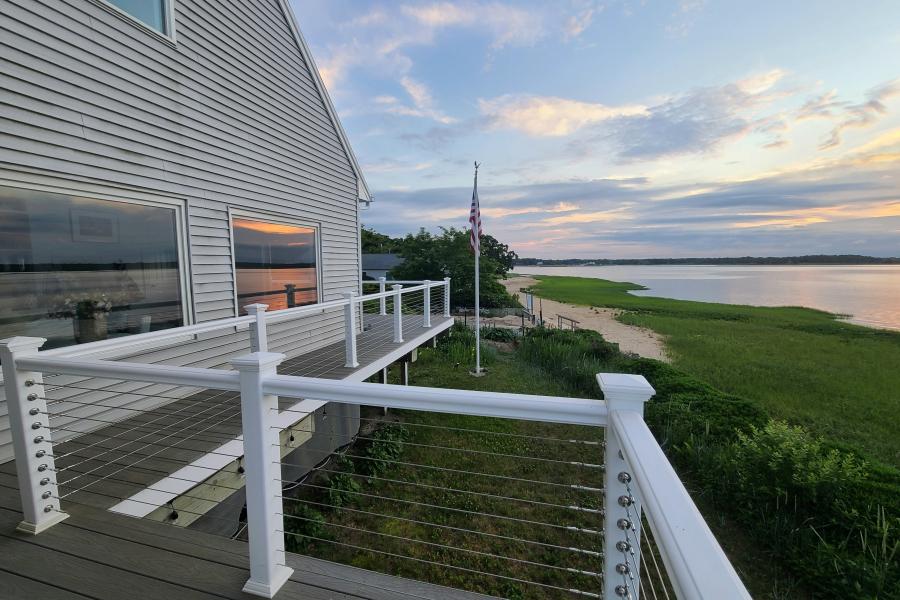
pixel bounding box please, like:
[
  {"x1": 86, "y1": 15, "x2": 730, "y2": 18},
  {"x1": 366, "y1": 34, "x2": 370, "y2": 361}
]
[{"x1": 469, "y1": 163, "x2": 482, "y2": 253}]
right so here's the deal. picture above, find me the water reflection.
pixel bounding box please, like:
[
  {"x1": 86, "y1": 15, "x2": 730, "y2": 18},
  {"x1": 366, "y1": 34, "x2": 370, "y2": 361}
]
[{"x1": 514, "y1": 265, "x2": 900, "y2": 330}]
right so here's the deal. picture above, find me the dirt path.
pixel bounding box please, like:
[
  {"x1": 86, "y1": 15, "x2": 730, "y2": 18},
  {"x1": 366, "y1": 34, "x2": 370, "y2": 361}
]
[{"x1": 500, "y1": 276, "x2": 670, "y2": 362}]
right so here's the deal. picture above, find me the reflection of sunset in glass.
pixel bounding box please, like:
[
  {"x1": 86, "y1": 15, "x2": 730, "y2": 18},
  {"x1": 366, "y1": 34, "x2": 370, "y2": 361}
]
[
  {"x1": 233, "y1": 219, "x2": 315, "y2": 236},
  {"x1": 233, "y1": 218, "x2": 318, "y2": 313}
]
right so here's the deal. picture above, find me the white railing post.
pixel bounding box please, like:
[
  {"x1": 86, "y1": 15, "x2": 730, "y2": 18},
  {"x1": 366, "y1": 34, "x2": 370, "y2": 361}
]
[
  {"x1": 0, "y1": 337, "x2": 69, "y2": 534},
  {"x1": 245, "y1": 304, "x2": 269, "y2": 353},
  {"x1": 443, "y1": 277, "x2": 451, "y2": 318},
  {"x1": 597, "y1": 373, "x2": 655, "y2": 600},
  {"x1": 232, "y1": 352, "x2": 293, "y2": 598},
  {"x1": 343, "y1": 291, "x2": 359, "y2": 368},
  {"x1": 392, "y1": 284, "x2": 403, "y2": 343},
  {"x1": 378, "y1": 277, "x2": 387, "y2": 315},
  {"x1": 422, "y1": 280, "x2": 432, "y2": 328}
]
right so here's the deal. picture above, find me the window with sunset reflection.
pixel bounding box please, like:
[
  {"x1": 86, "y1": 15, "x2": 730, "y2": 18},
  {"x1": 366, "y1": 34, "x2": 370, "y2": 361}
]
[{"x1": 232, "y1": 218, "x2": 318, "y2": 314}]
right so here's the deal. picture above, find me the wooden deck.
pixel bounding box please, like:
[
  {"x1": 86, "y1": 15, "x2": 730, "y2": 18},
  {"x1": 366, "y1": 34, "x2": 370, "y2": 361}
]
[
  {"x1": 0, "y1": 313, "x2": 484, "y2": 599},
  {"x1": 0, "y1": 470, "x2": 493, "y2": 599}
]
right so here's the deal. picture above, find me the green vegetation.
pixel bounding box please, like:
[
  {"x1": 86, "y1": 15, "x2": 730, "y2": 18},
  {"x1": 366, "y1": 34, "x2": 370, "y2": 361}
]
[
  {"x1": 284, "y1": 333, "x2": 604, "y2": 599},
  {"x1": 366, "y1": 226, "x2": 520, "y2": 308},
  {"x1": 286, "y1": 323, "x2": 898, "y2": 598},
  {"x1": 517, "y1": 326, "x2": 899, "y2": 599},
  {"x1": 530, "y1": 275, "x2": 900, "y2": 467}
]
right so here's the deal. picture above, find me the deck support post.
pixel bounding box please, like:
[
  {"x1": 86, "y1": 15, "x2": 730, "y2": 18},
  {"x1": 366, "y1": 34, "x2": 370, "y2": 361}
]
[
  {"x1": 233, "y1": 352, "x2": 293, "y2": 598},
  {"x1": 245, "y1": 304, "x2": 269, "y2": 353},
  {"x1": 422, "y1": 280, "x2": 432, "y2": 328},
  {"x1": 0, "y1": 337, "x2": 68, "y2": 534},
  {"x1": 598, "y1": 373, "x2": 655, "y2": 600},
  {"x1": 378, "y1": 277, "x2": 387, "y2": 315},
  {"x1": 392, "y1": 284, "x2": 404, "y2": 343},
  {"x1": 401, "y1": 361, "x2": 410, "y2": 386},
  {"x1": 343, "y1": 291, "x2": 359, "y2": 368},
  {"x1": 443, "y1": 277, "x2": 451, "y2": 318}
]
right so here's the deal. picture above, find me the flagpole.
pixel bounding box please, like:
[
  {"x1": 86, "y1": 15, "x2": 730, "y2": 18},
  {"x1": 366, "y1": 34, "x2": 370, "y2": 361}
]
[{"x1": 474, "y1": 162, "x2": 481, "y2": 375}]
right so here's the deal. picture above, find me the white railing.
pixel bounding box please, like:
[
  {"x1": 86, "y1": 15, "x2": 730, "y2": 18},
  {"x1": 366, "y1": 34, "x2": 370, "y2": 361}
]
[
  {"x1": 0, "y1": 279, "x2": 750, "y2": 599},
  {"x1": 0, "y1": 279, "x2": 450, "y2": 369}
]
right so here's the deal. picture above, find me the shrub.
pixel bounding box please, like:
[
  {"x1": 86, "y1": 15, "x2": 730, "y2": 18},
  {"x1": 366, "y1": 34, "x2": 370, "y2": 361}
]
[
  {"x1": 284, "y1": 503, "x2": 328, "y2": 553},
  {"x1": 481, "y1": 327, "x2": 519, "y2": 342},
  {"x1": 514, "y1": 326, "x2": 900, "y2": 597}
]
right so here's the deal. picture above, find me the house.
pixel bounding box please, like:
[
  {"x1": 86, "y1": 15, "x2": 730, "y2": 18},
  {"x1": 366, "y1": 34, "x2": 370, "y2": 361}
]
[
  {"x1": 361, "y1": 252, "x2": 404, "y2": 280},
  {"x1": 0, "y1": 2, "x2": 751, "y2": 599},
  {"x1": 0, "y1": 0, "x2": 374, "y2": 462}
]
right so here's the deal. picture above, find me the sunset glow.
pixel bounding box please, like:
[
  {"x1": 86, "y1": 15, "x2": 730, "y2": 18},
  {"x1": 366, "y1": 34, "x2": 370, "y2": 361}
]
[{"x1": 296, "y1": 0, "x2": 900, "y2": 257}]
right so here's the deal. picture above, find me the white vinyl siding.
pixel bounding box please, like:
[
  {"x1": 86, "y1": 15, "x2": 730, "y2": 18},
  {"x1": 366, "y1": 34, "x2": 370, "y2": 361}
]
[{"x1": 0, "y1": 0, "x2": 363, "y2": 462}]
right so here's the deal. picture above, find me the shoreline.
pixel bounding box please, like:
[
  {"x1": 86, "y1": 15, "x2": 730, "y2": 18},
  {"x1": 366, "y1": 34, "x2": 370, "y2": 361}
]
[
  {"x1": 512, "y1": 266, "x2": 900, "y2": 332},
  {"x1": 500, "y1": 276, "x2": 669, "y2": 362}
]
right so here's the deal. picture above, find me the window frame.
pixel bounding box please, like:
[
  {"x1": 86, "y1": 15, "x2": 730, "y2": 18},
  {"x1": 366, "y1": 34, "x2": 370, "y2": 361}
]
[
  {"x1": 89, "y1": 0, "x2": 178, "y2": 43},
  {"x1": 0, "y1": 176, "x2": 194, "y2": 339},
  {"x1": 227, "y1": 208, "x2": 323, "y2": 317}
]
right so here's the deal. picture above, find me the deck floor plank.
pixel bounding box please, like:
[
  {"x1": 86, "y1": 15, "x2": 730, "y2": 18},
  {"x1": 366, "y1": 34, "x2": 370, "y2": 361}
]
[{"x1": 0, "y1": 315, "x2": 492, "y2": 600}]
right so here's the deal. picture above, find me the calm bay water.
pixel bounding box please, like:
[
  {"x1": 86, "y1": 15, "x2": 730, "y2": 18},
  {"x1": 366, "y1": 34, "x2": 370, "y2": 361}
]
[{"x1": 513, "y1": 265, "x2": 900, "y2": 331}]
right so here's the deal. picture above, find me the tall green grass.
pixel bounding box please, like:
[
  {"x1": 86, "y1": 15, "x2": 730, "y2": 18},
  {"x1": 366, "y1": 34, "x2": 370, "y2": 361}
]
[
  {"x1": 530, "y1": 276, "x2": 900, "y2": 468},
  {"x1": 517, "y1": 326, "x2": 900, "y2": 598}
]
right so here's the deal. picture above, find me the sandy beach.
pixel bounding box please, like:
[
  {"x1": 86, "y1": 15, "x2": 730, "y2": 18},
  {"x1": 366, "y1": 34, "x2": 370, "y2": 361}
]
[{"x1": 499, "y1": 276, "x2": 669, "y2": 362}]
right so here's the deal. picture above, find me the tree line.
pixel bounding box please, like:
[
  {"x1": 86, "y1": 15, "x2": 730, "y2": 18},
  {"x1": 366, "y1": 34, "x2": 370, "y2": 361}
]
[{"x1": 362, "y1": 226, "x2": 519, "y2": 308}]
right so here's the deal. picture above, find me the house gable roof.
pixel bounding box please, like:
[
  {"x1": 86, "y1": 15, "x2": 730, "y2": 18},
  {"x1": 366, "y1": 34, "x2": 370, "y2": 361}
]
[{"x1": 275, "y1": 0, "x2": 371, "y2": 204}]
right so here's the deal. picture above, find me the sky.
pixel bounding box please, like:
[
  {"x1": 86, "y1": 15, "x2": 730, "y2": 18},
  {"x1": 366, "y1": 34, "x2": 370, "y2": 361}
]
[{"x1": 291, "y1": 0, "x2": 900, "y2": 258}]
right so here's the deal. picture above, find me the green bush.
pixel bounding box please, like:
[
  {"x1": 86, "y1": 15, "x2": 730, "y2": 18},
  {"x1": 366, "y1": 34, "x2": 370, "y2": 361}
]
[
  {"x1": 284, "y1": 503, "x2": 328, "y2": 553},
  {"x1": 359, "y1": 424, "x2": 408, "y2": 478},
  {"x1": 481, "y1": 327, "x2": 519, "y2": 342},
  {"x1": 515, "y1": 326, "x2": 899, "y2": 597}
]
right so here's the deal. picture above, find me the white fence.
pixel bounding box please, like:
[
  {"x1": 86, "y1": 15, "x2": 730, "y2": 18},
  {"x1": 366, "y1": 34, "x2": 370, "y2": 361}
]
[{"x1": 0, "y1": 277, "x2": 749, "y2": 599}]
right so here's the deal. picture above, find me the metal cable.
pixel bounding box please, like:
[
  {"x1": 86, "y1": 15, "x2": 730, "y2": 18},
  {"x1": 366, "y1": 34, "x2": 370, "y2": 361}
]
[
  {"x1": 280, "y1": 530, "x2": 601, "y2": 599},
  {"x1": 276, "y1": 469, "x2": 600, "y2": 512},
  {"x1": 58, "y1": 404, "x2": 242, "y2": 493},
  {"x1": 275, "y1": 456, "x2": 592, "y2": 490},
  {"x1": 282, "y1": 496, "x2": 602, "y2": 557},
  {"x1": 281, "y1": 513, "x2": 602, "y2": 577},
  {"x1": 279, "y1": 489, "x2": 594, "y2": 533}
]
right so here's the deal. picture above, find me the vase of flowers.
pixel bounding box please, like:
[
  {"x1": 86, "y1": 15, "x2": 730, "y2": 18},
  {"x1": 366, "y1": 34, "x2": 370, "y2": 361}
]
[{"x1": 49, "y1": 294, "x2": 114, "y2": 344}]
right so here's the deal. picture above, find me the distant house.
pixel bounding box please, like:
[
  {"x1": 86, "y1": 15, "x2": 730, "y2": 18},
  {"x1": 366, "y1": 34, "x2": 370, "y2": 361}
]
[{"x1": 362, "y1": 253, "x2": 404, "y2": 280}]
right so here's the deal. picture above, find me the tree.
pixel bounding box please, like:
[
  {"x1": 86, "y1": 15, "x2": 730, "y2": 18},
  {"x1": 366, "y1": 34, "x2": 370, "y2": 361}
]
[
  {"x1": 361, "y1": 226, "x2": 401, "y2": 253},
  {"x1": 389, "y1": 227, "x2": 519, "y2": 308}
]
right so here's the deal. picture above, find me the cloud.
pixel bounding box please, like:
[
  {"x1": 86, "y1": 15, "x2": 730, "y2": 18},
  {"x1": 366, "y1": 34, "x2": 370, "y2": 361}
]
[
  {"x1": 402, "y1": 2, "x2": 545, "y2": 50},
  {"x1": 479, "y1": 95, "x2": 649, "y2": 136},
  {"x1": 573, "y1": 69, "x2": 789, "y2": 160},
  {"x1": 362, "y1": 158, "x2": 900, "y2": 259},
  {"x1": 796, "y1": 79, "x2": 900, "y2": 149},
  {"x1": 820, "y1": 80, "x2": 900, "y2": 149},
  {"x1": 564, "y1": 7, "x2": 597, "y2": 40},
  {"x1": 474, "y1": 69, "x2": 788, "y2": 160},
  {"x1": 666, "y1": 0, "x2": 706, "y2": 37}
]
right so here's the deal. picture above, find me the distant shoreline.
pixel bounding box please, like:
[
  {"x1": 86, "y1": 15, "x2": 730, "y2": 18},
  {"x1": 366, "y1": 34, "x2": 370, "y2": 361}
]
[{"x1": 515, "y1": 254, "x2": 900, "y2": 267}]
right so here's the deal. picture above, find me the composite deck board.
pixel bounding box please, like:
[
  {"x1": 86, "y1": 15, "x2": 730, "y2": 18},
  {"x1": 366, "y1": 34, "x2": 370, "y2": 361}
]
[{"x1": 0, "y1": 465, "x2": 493, "y2": 599}]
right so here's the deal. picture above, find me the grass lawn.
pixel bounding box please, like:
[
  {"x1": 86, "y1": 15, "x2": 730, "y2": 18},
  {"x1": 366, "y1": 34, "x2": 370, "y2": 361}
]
[
  {"x1": 529, "y1": 275, "x2": 900, "y2": 467},
  {"x1": 284, "y1": 348, "x2": 608, "y2": 599}
]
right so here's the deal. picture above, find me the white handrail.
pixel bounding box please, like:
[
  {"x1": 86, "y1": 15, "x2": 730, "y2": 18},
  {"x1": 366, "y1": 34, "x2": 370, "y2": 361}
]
[
  {"x1": 21, "y1": 282, "x2": 441, "y2": 366},
  {"x1": 611, "y1": 410, "x2": 751, "y2": 599},
  {"x1": 263, "y1": 374, "x2": 608, "y2": 425},
  {"x1": 16, "y1": 355, "x2": 241, "y2": 392}
]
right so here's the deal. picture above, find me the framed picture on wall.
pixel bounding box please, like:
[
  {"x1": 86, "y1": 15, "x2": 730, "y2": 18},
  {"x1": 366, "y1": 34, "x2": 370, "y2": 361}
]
[{"x1": 71, "y1": 209, "x2": 119, "y2": 243}]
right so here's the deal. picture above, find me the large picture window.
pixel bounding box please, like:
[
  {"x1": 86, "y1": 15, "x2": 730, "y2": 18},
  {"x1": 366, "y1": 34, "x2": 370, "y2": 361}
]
[
  {"x1": 232, "y1": 217, "x2": 319, "y2": 314},
  {"x1": 0, "y1": 187, "x2": 186, "y2": 351}
]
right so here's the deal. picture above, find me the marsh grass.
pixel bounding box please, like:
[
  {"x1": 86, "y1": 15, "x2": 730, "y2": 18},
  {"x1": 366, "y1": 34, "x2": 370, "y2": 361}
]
[{"x1": 530, "y1": 275, "x2": 900, "y2": 468}]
